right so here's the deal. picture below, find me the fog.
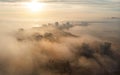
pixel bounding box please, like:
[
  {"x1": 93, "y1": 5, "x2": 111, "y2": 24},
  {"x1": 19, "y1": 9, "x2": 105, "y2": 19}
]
[{"x1": 0, "y1": 19, "x2": 120, "y2": 75}]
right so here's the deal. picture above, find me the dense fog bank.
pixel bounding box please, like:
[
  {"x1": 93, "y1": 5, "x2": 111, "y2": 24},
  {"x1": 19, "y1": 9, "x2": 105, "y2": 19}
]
[{"x1": 0, "y1": 22, "x2": 120, "y2": 75}]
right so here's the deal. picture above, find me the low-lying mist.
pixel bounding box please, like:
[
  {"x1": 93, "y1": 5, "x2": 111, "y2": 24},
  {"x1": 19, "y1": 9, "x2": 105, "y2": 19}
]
[{"x1": 0, "y1": 21, "x2": 120, "y2": 75}]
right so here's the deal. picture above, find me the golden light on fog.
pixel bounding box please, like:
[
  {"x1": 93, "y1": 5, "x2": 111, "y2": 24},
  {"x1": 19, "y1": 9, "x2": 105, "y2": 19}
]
[{"x1": 25, "y1": 0, "x2": 44, "y2": 12}]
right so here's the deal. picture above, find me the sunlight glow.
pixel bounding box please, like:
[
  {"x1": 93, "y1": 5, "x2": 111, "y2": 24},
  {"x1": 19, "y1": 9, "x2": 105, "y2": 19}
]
[{"x1": 25, "y1": 0, "x2": 44, "y2": 12}]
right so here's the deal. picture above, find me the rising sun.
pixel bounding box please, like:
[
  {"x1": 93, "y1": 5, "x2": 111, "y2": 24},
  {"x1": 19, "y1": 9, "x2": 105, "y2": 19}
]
[{"x1": 25, "y1": 0, "x2": 44, "y2": 12}]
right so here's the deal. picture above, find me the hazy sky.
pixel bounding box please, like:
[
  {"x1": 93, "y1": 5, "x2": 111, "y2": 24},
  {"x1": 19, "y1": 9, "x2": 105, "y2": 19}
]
[
  {"x1": 0, "y1": 0, "x2": 119, "y2": 2},
  {"x1": 0, "y1": 0, "x2": 120, "y2": 23}
]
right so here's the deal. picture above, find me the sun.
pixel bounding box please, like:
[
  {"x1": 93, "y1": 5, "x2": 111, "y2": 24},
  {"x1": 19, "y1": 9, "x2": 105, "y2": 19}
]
[{"x1": 25, "y1": 0, "x2": 44, "y2": 12}]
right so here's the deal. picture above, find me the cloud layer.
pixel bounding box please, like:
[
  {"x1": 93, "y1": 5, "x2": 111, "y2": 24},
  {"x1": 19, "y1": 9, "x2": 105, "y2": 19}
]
[{"x1": 0, "y1": 22, "x2": 120, "y2": 75}]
